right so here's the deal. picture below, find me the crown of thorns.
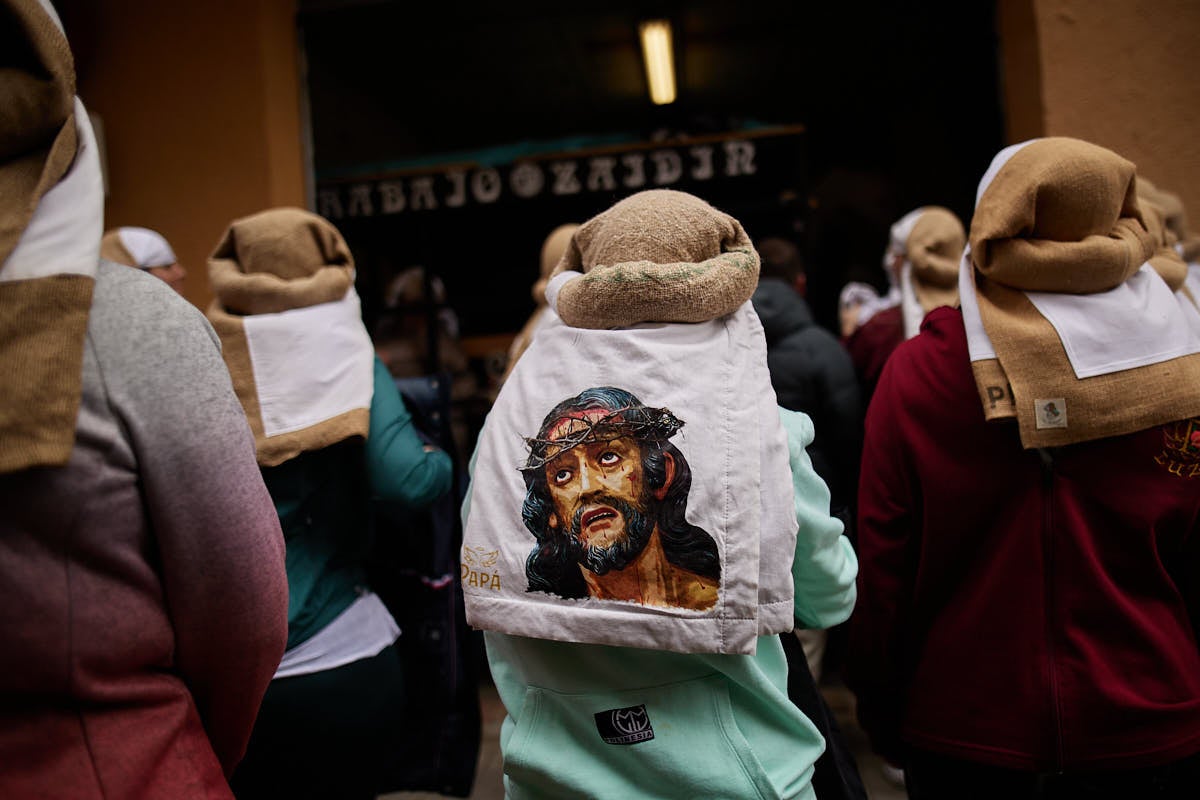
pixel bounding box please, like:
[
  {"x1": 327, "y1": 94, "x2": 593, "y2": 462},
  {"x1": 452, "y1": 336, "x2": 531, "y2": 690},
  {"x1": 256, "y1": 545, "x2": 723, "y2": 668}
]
[{"x1": 522, "y1": 406, "x2": 683, "y2": 471}]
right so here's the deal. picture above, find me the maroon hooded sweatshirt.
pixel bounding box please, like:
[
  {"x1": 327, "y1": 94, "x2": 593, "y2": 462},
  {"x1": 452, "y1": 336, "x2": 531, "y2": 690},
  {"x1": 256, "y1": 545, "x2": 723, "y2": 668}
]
[{"x1": 849, "y1": 306, "x2": 1200, "y2": 772}]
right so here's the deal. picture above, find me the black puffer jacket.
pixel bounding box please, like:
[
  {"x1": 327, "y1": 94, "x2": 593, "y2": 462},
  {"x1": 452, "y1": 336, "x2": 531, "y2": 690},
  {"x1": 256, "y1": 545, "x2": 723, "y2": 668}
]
[{"x1": 752, "y1": 278, "x2": 863, "y2": 514}]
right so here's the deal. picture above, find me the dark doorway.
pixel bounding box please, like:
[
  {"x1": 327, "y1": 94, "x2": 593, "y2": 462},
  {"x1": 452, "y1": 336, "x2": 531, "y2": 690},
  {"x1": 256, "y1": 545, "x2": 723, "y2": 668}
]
[{"x1": 299, "y1": 0, "x2": 1004, "y2": 340}]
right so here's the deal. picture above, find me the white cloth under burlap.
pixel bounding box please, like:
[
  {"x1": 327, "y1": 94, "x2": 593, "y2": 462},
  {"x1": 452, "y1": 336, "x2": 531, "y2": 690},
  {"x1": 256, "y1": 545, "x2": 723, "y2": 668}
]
[
  {"x1": 100, "y1": 227, "x2": 177, "y2": 269},
  {"x1": 960, "y1": 137, "x2": 1200, "y2": 449},
  {"x1": 206, "y1": 208, "x2": 373, "y2": 467},
  {"x1": 0, "y1": 0, "x2": 100, "y2": 474},
  {"x1": 464, "y1": 189, "x2": 795, "y2": 655},
  {"x1": 463, "y1": 303, "x2": 797, "y2": 655}
]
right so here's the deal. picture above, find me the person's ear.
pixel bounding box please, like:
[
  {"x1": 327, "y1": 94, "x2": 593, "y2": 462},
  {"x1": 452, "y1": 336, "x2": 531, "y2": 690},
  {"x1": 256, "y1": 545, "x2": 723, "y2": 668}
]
[
  {"x1": 653, "y1": 452, "x2": 676, "y2": 501},
  {"x1": 548, "y1": 512, "x2": 559, "y2": 529}
]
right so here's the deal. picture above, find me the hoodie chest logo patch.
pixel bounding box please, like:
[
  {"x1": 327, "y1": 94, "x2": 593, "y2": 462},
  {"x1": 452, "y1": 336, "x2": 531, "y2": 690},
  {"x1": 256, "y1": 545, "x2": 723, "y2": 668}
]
[{"x1": 595, "y1": 704, "x2": 655, "y2": 745}]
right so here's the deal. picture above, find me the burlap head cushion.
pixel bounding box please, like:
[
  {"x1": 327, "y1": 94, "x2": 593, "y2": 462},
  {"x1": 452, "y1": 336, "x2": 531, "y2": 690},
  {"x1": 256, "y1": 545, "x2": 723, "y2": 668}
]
[
  {"x1": 970, "y1": 137, "x2": 1154, "y2": 294},
  {"x1": 960, "y1": 137, "x2": 1200, "y2": 450},
  {"x1": 552, "y1": 189, "x2": 759, "y2": 329},
  {"x1": 907, "y1": 206, "x2": 965, "y2": 312},
  {"x1": 208, "y1": 207, "x2": 355, "y2": 315}
]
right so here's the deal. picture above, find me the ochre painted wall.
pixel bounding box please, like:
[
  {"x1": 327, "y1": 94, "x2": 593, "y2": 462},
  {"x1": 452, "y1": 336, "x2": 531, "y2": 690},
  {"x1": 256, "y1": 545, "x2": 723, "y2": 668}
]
[
  {"x1": 996, "y1": 0, "x2": 1044, "y2": 146},
  {"x1": 1002, "y1": 0, "x2": 1200, "y2": 222},
  {"x1": 73, "y1": 0, "x2": 306, "y2": 309}
]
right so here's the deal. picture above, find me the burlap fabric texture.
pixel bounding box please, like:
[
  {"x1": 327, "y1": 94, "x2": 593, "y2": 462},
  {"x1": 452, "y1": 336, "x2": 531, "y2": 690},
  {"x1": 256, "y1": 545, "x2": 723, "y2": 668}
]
[
  {"x1": 0, "y1": 0, "x2": 95, "y2": 474},
  {"x1": 1138, "y1": 176, "x2": 1200, "y2": 263},
  {"x1": 968, "y1": 137, "x2": 1200, "y2": 448},
  {"x1": 99, "y1": 230, "x2": 137, "y2": 266},
  {"x1": 907, "y1": 207, "x2": 965, "y2": 313},
  {"x1": 206, "y1": 207, "x2": 369, "y2": 466},
  {"x1": 100, "y1": 227, "x2": 175, "y2": 269},
  {"x1": 551, "y1": 189, "x2": 760, "y2": 328},
  {"x1": 1138, "y1": 194, "x2": 1194, "y2": 299}
]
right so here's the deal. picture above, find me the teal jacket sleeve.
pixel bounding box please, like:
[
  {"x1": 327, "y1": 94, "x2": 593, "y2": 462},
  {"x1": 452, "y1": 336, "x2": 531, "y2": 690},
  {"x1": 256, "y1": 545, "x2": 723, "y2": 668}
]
[
  {"x1": 780, "y1": 407, "x2": 858, "y2": 629},
  {"x1": 365, "y1": 356, "x2": 453, "y2": 507}
]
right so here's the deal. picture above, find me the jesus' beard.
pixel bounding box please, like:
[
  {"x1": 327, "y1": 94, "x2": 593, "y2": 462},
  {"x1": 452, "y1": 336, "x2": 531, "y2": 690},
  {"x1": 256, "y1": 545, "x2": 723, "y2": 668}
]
[{"x1": 561, "y1": 493, "x2": 654, "y2": 576}]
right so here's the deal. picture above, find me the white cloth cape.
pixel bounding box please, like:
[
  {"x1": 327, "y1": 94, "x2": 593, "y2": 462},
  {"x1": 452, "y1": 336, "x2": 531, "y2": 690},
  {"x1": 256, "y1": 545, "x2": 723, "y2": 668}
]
[
  {"x1": 3, "y1": 98, "x2": 101, "y2": 285},
  {"x1": 241, "y1": 289, "x2": 374, "y2": 438},
  {"x1": 462, "y1": 301, "x2": 797, "y2": 655}
]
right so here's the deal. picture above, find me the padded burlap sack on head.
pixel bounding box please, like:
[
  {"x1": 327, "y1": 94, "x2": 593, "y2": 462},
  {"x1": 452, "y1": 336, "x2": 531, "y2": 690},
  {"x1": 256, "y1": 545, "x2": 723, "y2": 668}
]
[
  {"x1": 887, "y1": 205, "x2": 966, "y2": 338},
  {"x1": 964, "y1": 137, "x2": 1200, "y2": 448},
  {"x1": 206, "y1": 208, "x2": 373, "y2": 466},
  {"x1": 550, "y1": 189, "x2": 760, "y2": 328},
  {"x1": 0, "y1": 0, "x2": 100, "y2": 474},
  {"x1": 208, "y1": 207, "x2": 355, "y2": 314},
  {"x1": 907, "y1": 207, "x2": 965, "y2": 314}
]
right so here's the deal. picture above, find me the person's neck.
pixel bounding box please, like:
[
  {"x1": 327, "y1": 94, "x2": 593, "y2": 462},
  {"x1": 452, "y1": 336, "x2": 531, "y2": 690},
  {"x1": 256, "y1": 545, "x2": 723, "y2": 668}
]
[{"x1": 581, "y1": 530, "x2": 669, "y2": 604}]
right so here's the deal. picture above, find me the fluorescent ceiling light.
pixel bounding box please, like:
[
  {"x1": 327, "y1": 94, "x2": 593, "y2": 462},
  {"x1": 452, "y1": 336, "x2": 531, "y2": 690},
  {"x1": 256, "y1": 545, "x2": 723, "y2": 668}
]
[{"x1": 639, "y1": 20, "x2": 676, "y2": 105}]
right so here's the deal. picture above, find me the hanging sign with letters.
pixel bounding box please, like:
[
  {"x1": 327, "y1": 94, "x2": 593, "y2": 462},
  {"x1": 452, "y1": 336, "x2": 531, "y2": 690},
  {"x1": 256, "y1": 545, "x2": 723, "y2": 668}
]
[{"x1": 315, "y1": 126, "x2": 805, "y2": 220}]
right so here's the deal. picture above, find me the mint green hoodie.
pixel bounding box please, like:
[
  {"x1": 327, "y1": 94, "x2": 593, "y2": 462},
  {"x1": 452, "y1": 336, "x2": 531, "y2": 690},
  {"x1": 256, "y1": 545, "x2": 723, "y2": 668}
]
[{"x1": 467, "y1": 409, "x2": 857, "y2": 799}]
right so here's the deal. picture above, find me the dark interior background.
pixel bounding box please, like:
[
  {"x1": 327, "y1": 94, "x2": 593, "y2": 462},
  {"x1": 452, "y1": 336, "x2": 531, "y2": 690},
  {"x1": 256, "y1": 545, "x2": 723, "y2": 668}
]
[{"x1": 299, "y1": 0, "x2": 1005, "y2": 340}]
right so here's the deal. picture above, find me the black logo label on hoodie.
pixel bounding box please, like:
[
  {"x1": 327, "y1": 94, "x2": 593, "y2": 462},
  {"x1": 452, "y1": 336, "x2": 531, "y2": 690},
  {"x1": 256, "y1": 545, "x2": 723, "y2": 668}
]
[{"x1": 595, "y1": 704, "x2": 654, "y2": 745}]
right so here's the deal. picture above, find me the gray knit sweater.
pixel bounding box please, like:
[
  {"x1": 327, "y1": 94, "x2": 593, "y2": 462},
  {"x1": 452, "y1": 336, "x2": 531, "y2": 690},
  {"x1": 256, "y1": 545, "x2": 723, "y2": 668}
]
[{"x1": 0, "y1": 261, "x2": 289, "y2": 798}]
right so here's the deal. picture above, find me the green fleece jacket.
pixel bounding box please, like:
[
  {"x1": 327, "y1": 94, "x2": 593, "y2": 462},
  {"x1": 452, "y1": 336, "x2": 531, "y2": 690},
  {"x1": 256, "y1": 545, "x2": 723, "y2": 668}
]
[
  {"x1": 466, "y1": 408, "x2": 857, "y2": 799},
  {"x1": 264, "y1": 356, "x2": 452, "y2": 649}
]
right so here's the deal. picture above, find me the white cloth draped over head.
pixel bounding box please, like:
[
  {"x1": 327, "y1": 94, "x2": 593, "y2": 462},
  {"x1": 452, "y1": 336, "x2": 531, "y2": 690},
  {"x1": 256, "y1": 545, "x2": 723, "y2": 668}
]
[
  {"x1": 100, "y1": 226, "x2": 177, "y2": 269},
  {"x1": 838, "y1": 281, "x2": 900, "y2": 331},
  {"x1": 463, "y1": 189, "x2": 796, "y2": 655},
  {"x1": 959, "y1": 137, "x2": 1200, "y2": 448},
  {"x1": 205, "y1": 208, "x2": 374, "y2": 467},
  {"x1": 839, "y1": 205, "x2": 965, "y2": 339}
]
